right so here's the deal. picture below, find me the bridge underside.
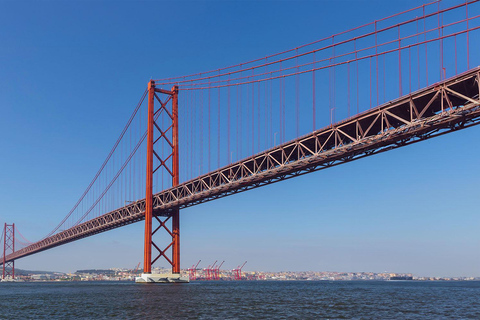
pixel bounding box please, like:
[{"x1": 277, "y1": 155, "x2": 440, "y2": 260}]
[{"x1": 3, "y1": 67, "x2": 480, "y2": 264}]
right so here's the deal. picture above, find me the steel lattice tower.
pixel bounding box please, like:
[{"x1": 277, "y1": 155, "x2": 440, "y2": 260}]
[
  {"x1": 2, "y1": 223, "x2": 15, "y2": 279},
  {"x1": 142, "y1": 81, "x2": 181, "y2": 278}
]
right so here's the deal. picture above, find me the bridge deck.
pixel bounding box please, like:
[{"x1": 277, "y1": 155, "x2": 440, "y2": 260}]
[{"x1": 4, "y1": 67, "x2": 480, "y2": 263}]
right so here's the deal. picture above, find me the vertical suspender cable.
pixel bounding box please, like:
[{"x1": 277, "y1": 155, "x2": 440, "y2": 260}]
[
  {"x1": 251, "y1": 69, "x2": 255, "y2": 155},
  {"x1": 296, "y1": 48, "x2": 299, "y2": 137},
  {"x1": 347, "y1": 61, "x2": 350, "y2": 118},
  {"x1": 313, "y1": 52, "x2": 316, "y2": 129},
  {"x1": 355, "y1": 39, "x2": 359, "y2": 114},
  {"x1": 239, "y1": 70, "x2": 242, "y2": 159},
  {"x1": 424, "y1": 5, "x2": 429, "y2": 86},
  {"x1": 279, "y1": 62, "x2": 282, "y2": 145},
  {"x1": 409, "y1": 47, "x2": 412, "y2": 93},
  {"x1": 398, "y1": 25, "x2": 402, "y2": 97},
  {"x1": 369, "y1": 57, "x2": 372, "y2": 109},
  {"x1": 228, "y1": 76, "x2": 231, "y2": 163},
  {"x1": 466, "y1": 1, "x2": 470, "y2": 69},
  {"x1": 257, "y1": 82, "x2": 262, "y2": 151},
  {"x1": 269, "y1": 77, "x2": 272, "y2": 147},
  {"x1": 455, "y1": 35, "x2": 457, "y2": 75},
  {"x1": 383, "y1": 54, "x2": 386, "y2": 103},
  {"x1": 236, "y1": 83, "x2": 239, "y2": 162},
  {"x1": 265, "y1": 59, "x2": 268, "y2": 149},
  {"x1": 200, "y1": 89, "x2": 204, "y2": 175},
  {"x1": 417, "y1": 19, "x2": 420, "y2": 89},
  {"x1": 332, "y1": 36, "x2": 335, "y2": 123},
  {"x1": 208, "y1": 88, "x2": 211, "y2": 172},
  {"x1": 282, "y1": 74, "x2": 285, "y2": 143},
  {"x1": 329, "y1": 57, "x2": 332, "y2": 124},
  {"x1": 217, "y1": 80, "x2": 221, "y2": 169},
  {"x1": 375, "y1": 21, "x2": 379, "y2": 106},
  {"x1": 190, "y1": 91, "x2": 195, "y2": 179}
]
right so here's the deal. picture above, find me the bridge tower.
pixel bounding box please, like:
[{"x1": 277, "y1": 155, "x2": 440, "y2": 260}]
[
  {"x1": 136, "y1": 81, "x2": 187, "y2": 283},
  {"x1": 2, "y1": 223, "x2": 15, "y2": 280}
]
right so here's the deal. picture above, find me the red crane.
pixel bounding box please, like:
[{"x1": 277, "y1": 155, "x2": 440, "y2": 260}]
[
  {"x1": 214, "y1": 261, "x2": 224, "y2": 280},
  {"x1": 133, "y1": 262, "x2": 141, "y2": 275},
  {"x1": 188, "y1": 260, "x2": 201, "y2": 281},
  {"x1": 233, "y1": 261, "x2": 247, "y2": 280},
  {"x1": 208, "y1": 260, "x2": 217, "y2": 281}
]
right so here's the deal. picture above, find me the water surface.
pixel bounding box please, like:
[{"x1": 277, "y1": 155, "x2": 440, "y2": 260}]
[{"x1": 1, "y1": 280, "x2": 479, "y2": 319}]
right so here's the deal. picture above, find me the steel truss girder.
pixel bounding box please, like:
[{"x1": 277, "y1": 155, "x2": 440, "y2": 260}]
[{"x1": 4, "y1": 67, "x2": 480, "y2": 264}]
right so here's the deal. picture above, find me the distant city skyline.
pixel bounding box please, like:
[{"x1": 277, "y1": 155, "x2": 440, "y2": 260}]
[
  {"x1": 1, "y1": 0, "x2": 480, "y2": 278},
  {"x1": 13, "y1": 266, "x2": 479, "y2": 282}
]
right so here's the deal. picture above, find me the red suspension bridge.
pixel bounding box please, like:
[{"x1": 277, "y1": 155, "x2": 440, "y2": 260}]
[{"x1": 1, "y1": 0, "x2": 480, "y2": 281}]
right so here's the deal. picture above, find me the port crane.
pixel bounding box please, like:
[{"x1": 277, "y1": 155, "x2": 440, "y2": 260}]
[
  {"x1": 206, "y1": 260, "x2": 217, "y2": 280},
  {"x1": 214, "y1": 261, "x2": 224, "y2": 280},
  {"x1": 188, "y1": 260, "x2": 201, "y2": 281},
  {"x1": 233, "y1": 261, "x2": 247, "y2": 280},
  {"x1": 133, "y1": 262, "x2": 141, "y2": 275}
]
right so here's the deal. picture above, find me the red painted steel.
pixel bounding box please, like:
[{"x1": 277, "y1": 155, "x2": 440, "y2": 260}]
[
  {"x1": 143, "y1": 80, "x2": 155, "y2": 274},
  {"x1": 133, "y1": 262, "x2": 141, "y2": 275},
  {"x1": 2, "y1": 223, "x2": 14, "y2": 279},
  {"x1": 154, "y1": 0, "x2": 443, "y2": 84},
  {"x1": 207, "y1": 260, "x2": 217, "y2": 281},
  {"x1": 171, "y1": 85, "x2": 180, "y2": 274},
  {"x1": 233, "y1": 261, "x2": 247, "y2": 281},
  {"x1": 188, "y1": 260, "x2": 201, "y2": 280},
  {"x1": 214, "y1": 261, "x2": 224, "y2": 280},
  {"x1": 14, "y1": 226, "x2": 32, "y2": 246},
  {"x1": 46, "y1": 90, "x2": 147, "y2": 239},
  {"x1": 4, "y1": 68, "x2": 480, "y2": 266},
  {"x1": 1, "y1": 0, "x2": 479, "y2": 270},
  {"x1": 157, "y1": 1, "x2": 478, "y2": 90},
  {"x1": 143, "y1": 81, "x2": 180, "y2": 275}
]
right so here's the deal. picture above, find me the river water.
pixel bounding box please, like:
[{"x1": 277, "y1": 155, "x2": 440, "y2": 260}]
[{"x1": 1, "y1": 280, "x2": 479, "y2": 319}]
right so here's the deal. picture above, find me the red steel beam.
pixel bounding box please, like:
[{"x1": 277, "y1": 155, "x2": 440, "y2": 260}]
[
  {"x1": 171, "y1": 85, "x2": 180, "y2": 274},
  {"x1": 143, "y1": 80, "x2": 155, "y2": 274}
]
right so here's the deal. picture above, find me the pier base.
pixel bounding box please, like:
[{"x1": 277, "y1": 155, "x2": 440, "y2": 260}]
[{"x1": 135, "y1": 273, "x2": 189, "y2": 283}]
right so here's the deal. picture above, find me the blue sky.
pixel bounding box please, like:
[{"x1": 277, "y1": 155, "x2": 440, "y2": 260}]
[{"x1": 1, "y1": 0, "x2": 479, "y2": 277}]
